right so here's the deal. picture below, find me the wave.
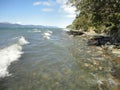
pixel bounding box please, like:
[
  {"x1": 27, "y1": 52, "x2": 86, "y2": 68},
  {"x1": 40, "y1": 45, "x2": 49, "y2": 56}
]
[
  {"x1": 47, "y1": 30, "x2": 53, "y2": 34},
  {"x1": 0, "y1": 36, "x2": 29, "y2": 78},
  {"x1": 28, "y1": 29, "x2": 41, "y2": 33},
  {"x1": 33, "y1": 29, "x2": 41, "y2": 33},
  {"x1": 43, "y1": 31, "x2": 53, "y2": 39},
  {"x1": 63, "y1": 28, "x2": 70, "y2": 31}
]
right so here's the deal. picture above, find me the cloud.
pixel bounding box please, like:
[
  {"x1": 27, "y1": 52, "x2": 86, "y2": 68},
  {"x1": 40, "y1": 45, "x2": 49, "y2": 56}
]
[
  {"x1": 43, "y1": 2, "x2": 51, "y2": 6},
  {"x1": 42, "y1": 8, "x2": 54, "y2": 12},
  {"x1": 61, "y1": 5, "x2": 76, "y2": 15},
  {"x1": 14, "y1": 21, "x2": 22, "y2": 24},
  {"x1": 62, "y1": 5, "x2": 76, "y2": 18},
  {"x1": 56, "y1": 0, "x2": 68, "y2": 4},
  {"x1": 56, "y1": 0, "x2": 76, "y2": 18},
  {"x1": 33, "y1": 2, "x2": 41, "y2": 6},
  {"x1": 33, "y1": 1, "x2": 51, "y2": 6}
]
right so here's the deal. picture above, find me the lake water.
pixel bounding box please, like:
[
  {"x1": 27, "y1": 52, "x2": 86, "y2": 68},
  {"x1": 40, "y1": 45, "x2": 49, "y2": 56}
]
[{"x1": 0, "y1": 28, "x2": 119, "y2": 90}]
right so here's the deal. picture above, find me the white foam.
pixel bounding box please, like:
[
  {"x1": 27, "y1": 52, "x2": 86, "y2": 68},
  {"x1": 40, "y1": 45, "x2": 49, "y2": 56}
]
[
  {"x1": 33, "y1": 29, "x2": 41, "y2": 33},
  {"x1": 18, "y1": 36, "x2": 30, "y2": 45},
  {"x1": 63, "y1": 28, "x2": 70, "y2": 31},
  {"x1": 43, "y1": 35, "x2": 50, "y2": 39},
  {"x1": 44, "y1": 32, "x2": 51, "y2": 36},
  {"x1": 47, "y1": 30, "x2": 53, "y2": 34},
  {"x1": 0, "y1": 36, "x2": 29, "y2": 78},
  {"x1": 28, "y1": 29, "x2": 41, "y2": 33},
  {"x1": 43, "y1": 31, "x2": 53, "y2": 39}
]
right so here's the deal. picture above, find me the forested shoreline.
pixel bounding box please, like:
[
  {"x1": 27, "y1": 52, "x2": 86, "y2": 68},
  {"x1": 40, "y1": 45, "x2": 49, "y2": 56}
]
[
  {"x1": 67, "y1": 0, "x2": 120, "y2": 44},
  {"x1": 66, "y1": 1, "x2": 120, "y2": 85}
]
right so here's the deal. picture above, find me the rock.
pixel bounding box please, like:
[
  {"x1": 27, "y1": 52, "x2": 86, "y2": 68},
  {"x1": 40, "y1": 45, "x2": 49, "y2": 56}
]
[
  {"x1": 113, "y1": 58, "x2": 120, "y2": 63},
  {"x1": 84, "y1": 29, "x2": 96, "y2": 35},
  {"x1": 111, "y1": 58, "x2": 120, "y2": 80},
  {"x1": 88, "y1": 35, "x2": 112, "y2": 46},
  {"x1": 98, "y1": 66, "x2": 103, "y2": 70},
  {"x1": 84, "y1": 63, "x2": 89, "y2": 67},
  {"x1": 97, "y1": 80, "x2": 108, "y2": 90},
  {"x1": 96, "y1": 47, "x2": 103, "y2": 51},
  {"x1": 112, "y1": 49, "x2": 120, "y2": 55},
  {"x1": 97, "y1": 51, "x2": 103, "y2": 54},
  {"x1": 111, "y1": 66, "x2": 120, "y2": 80},
  {"x1": 93, "y1": 60, "x2": 100, "y2": 65}
]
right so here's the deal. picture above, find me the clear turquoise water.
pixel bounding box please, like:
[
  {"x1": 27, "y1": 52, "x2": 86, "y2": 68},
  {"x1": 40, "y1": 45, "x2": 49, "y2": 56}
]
[{"x1": 0, "y1": 28, "x2": 118, "y2": 90}]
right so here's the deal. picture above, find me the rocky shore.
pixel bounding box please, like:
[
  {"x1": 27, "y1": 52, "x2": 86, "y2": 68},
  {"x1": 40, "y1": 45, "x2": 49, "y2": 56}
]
[
  {"x1": 67, "y1": 30, "x2": 120, "y2": 56},
  {"x1": 66, "y1": 30, "x2": 84, "y2": 36},
  {"x1": 67, "y1": 30, "x2": 120, "y2": 89}
]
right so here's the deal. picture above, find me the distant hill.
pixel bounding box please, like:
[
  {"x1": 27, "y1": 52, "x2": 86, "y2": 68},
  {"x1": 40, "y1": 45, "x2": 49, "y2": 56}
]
[{"x1": 0, "y1": 22, "x2": 58, "y2": 28}]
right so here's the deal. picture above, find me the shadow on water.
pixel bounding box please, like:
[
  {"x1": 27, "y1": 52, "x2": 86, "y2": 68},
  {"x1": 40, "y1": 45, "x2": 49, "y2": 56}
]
[{"x1": 0, "y1": 78, "x2": 9, "y2": 90}]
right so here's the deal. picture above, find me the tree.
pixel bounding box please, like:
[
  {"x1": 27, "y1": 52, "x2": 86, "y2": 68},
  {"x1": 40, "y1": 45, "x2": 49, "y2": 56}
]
[{"x1": 67, "y1": 0, "x2": 120, "y2": 35}]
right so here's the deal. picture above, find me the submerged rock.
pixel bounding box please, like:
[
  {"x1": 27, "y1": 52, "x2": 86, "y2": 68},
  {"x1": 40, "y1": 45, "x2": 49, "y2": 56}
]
[
  {"x1": 113, "y1": 58, "x2": 120, "y2": 63},
  {"x1": 111, "y1": 58, "x2": 120, "y2": 80},
  {"x1": 112, "y1": 49, "x2": 120, "y2": 56},
  {"x1": 111, "y1": 66, "x2": 120, "y2": 80}
]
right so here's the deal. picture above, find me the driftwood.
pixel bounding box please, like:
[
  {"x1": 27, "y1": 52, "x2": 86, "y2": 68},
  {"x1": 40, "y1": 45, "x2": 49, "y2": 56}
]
[{"x1": 67, "y1": 30, "x2": 84, "y2": 36}]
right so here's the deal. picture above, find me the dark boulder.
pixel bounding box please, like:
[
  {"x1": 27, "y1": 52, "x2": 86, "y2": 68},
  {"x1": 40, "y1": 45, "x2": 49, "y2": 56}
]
[{"x1": 88, "y1": 36, "x2": 112, "y2": 46}]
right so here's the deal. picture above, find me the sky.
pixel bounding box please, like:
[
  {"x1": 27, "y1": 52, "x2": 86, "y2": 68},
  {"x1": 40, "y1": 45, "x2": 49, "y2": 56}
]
[{"x1": 0, "y1": 0, "x2": 76, "y2": 28}]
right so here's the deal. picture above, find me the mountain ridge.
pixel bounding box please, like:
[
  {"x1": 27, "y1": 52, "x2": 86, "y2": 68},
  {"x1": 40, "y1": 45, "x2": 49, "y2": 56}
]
[{"x1": 0, "y1": 22, "x2": 58, "y2": 28}]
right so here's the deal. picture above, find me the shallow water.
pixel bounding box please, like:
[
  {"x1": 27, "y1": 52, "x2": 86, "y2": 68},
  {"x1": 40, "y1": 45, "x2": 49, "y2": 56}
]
[{"x1": 0, "y1": 28, "x2": 119, "y2": 90}]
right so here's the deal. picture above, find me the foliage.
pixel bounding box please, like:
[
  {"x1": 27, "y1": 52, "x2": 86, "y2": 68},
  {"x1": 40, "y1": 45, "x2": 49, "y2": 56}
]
[{"x1": 67, "y1": 0, "x2": 120, "y2": 35}]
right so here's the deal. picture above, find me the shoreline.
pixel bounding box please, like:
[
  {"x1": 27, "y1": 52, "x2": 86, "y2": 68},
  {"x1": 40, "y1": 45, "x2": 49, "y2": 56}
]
[{"x1": 67, "y1": 30, "x2": 120, "y2": 88}]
